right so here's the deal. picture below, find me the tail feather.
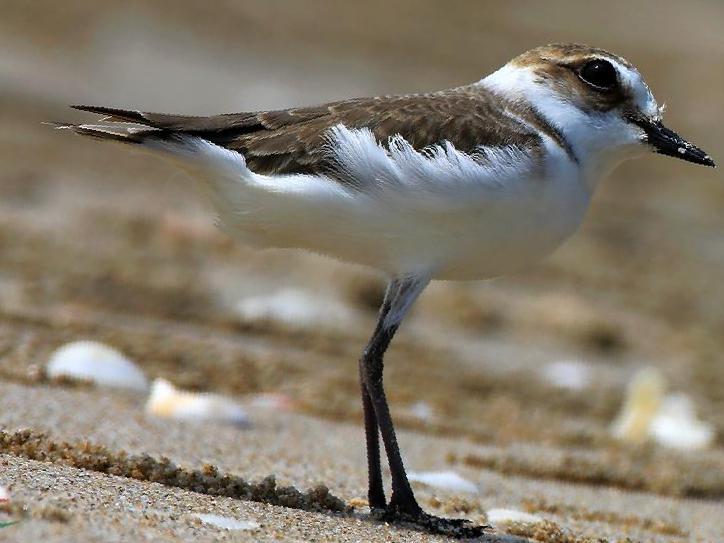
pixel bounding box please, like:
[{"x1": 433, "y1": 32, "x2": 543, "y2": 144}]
[
  {"x1": 54, "y1": 105, "x2": 193, "y2": 145},
  {"x1": 56, "y1": 104, "x2": 263, "y2": 152},
  {"x1": 69, "y1": 105, "x2": 255, "y2": 133},
  {"x1": 70, "y1": 105, "x2": 152, "y2": 125},
  {"x1": 51, "y1": 121, "x2": 162, "y2": 144},
  {"x1": 51, "y1": 116, "x2": 221, "y2": 168}
]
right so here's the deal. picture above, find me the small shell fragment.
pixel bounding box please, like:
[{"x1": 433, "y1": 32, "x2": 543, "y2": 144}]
[
  {"x1": 46, "y1": 340, "x2": 148, "y2": 391},
  {"x1": 193, "y1": 513, "x2": 259, "y2": 530},
  {"x1": 0, "y1": 486, "x2": 9, "y2": 503},
  {"x1": 610, "y1": 367, "x2": 665, "y2": 443},
  {"x1": 649, "y1": 393, "x2": 715, "y2": 450},
  {"x1": 145, "y1": 379, "x2": 250, "y2": 427},
  {"x1": 408, "y1": 471, "x2": 478, "y2": 494},
  {"x1": 486, "y1": 508, "x2": 544, "y2": 527},
  {"x1": 610, "y1": 368, "x2": 715, "y2": 450}
]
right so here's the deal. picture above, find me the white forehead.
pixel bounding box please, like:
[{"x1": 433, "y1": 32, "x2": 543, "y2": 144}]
[{"x1": 612, "y1": 60, "x2": 660, "y2": 119}]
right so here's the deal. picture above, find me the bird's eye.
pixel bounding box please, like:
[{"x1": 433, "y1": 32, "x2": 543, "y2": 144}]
[{"x1": 578, "y1": 59, "x2": 618, "y2": 91}]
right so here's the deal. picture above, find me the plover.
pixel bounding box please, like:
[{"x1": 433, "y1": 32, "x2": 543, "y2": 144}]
[{"x1": 57, "y1": 43, "x2": 714, "y2": 537}]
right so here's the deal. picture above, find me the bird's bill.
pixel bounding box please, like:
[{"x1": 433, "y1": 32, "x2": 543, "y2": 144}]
[{"x1": 627, "y1": 114, "x2": 715, "y2": 167}]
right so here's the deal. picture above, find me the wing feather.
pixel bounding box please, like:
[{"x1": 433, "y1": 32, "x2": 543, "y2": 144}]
[{"x1": 67, "y1": 86, "x2": 543, "y2": 179}]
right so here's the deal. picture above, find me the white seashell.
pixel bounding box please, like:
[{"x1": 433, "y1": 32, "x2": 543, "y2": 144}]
[
  {"x1": 193, "y1": 513, "x2": 259, "y2": 530},
  {"x1": 145, "y1": 379, "x2": 250, "y2": 427},
  {"x1": 540, "y1": 360, "x2": 592, "y2": 390},
  {"x1": 408, "y1": 471, "x2": 478, "y2": 494},
  {"x1": 486, "y1": 508, "x2": 544, "y2": 527},
  {"x1": 235, "y1": 288, "x2": 357, "y2": 329},
  {"x1": 610, "y1": 367, "x2": 665, "y2": 443},
  {"x1": 0, "y1": 486, "x2": 9, "y2": 503},
  {"x1": 649, "y1": 393, "x2": 715, "y2": 450},
  {"x1": 46, "y1": 340, "x2": 148, "y2": 391}
]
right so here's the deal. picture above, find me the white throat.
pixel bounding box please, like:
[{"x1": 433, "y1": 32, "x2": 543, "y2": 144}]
[{"x1": 480, "y1": 64, "x2": 649, "y2": 193}]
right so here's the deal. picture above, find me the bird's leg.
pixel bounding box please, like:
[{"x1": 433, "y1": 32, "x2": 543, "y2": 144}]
[
  {"x1": 358, "y1": 280, "x2": 399, "y2": 510},
  {"x1": 359, "y1": 365, "x2": 386, "y2": 509},
  {"x1": 359, "y1": 276, "x2": 489, "y2": 538},
  {"x1": 359, "y1": 277, "x2": 426, "y2": 515}
]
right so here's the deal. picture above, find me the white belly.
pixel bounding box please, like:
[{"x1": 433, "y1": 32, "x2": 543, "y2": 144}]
[
  {"x1": 432, "y1": 187, "x2": 589, "y2": 280},
  {"x1": 212, "y1": 171, "x2": 590, "y2": 281},
  {"x1": 381, "y1": 172, "x2": 590, "y2": 280}
]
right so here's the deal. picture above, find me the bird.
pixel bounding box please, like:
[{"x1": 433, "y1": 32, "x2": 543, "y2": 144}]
[{"x1": 56, "y1": 43, "x2": 714, "y2": 537}]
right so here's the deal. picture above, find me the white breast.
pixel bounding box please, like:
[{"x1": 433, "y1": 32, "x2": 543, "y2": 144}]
[{"x1": 432, "y1": 136, "x2": 589, "y2": 280}]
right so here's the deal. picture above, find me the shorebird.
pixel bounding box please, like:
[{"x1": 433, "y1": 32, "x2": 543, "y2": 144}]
[{"x1": 58, "y1": 43, "x2": 714, "y2": 537}]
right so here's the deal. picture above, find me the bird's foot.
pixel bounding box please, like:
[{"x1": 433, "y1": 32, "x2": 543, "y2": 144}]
[{"x1": 371, "y1": 503, "x2": 489, "y2": 539}]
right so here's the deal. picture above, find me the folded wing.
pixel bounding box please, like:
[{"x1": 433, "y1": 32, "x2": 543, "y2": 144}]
[{"x1": 66, "y1": 86, "x2": 540, "y2": 180}]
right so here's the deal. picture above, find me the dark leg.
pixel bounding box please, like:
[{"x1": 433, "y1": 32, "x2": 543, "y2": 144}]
[
  {"x1": 359, "y1": 364, "x2": 385, "y2": 509},
  {"x1": 359, "y1": 278, "x2": 425, "y2": 515},
  {"x1": 359, "y1": 281, "x2": 427, "y2": 510},
  {"x1": 359, "y1": 277, "x2": 488, "y2": 538}
]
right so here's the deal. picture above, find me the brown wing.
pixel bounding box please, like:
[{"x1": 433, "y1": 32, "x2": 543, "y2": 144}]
[{"x1": 71, "y1": 85, "x2": 539, "y2": 176}]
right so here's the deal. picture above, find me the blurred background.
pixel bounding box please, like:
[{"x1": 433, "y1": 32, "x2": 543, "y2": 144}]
[{"x1": 0, "y1": 0, "x2": 723, "y2": 527}]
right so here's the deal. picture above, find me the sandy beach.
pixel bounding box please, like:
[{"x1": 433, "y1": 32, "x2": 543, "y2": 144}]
[{"x1": 1, "y1": 1, "x2": 723, "y2": 541}]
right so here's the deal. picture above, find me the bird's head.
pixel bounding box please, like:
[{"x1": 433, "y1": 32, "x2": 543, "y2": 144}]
[{"x1": 483, "y1": 43, "x2": 714, "y2": 178}]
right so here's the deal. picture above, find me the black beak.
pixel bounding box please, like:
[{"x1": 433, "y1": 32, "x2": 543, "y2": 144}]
[{"x1": 626, "y1": 114, "x2": 715, "y2": 167}]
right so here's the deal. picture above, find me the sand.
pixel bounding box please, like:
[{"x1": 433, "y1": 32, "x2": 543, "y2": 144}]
[
  {"x1": 0, "y1": 382, "x2": 721, "y2": 542},
  {"x1": 1, "y1": 1, "x2": 723, "y2": 541}
]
